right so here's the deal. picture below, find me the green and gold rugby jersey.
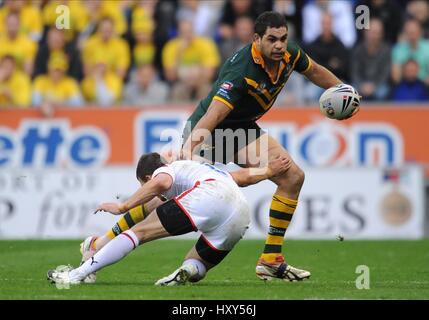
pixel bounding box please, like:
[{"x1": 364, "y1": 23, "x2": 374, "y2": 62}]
[{"x1": 187, "y1": 41, "x2": 312, "y2": 129}]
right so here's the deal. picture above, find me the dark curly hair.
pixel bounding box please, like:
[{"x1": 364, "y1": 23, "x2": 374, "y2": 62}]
[
  {"x1": 136, "y1": 152, "x2": 165, "y2": 181},
  {"x1": 254, "y1": 11, "x2": 288, "y2": 37}
]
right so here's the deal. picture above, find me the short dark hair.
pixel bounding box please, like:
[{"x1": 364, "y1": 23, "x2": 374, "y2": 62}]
[
  {"x1": 254, "y1": 11, "x2": 288, "y2": 37},
  {"x1": 136, "y1": 152, "x2": 165, "y2": 181},
  {"x1": 98, "y1": 16, "x2": 114, "y2": 28},
  {"x1": 0, "y1": 54, "x2": 15, "y2": 64}
]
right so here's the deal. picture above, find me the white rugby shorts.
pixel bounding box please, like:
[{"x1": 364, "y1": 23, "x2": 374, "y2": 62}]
[{"x1": 174, "y1": 178, "x2": 250, "y2": 251}]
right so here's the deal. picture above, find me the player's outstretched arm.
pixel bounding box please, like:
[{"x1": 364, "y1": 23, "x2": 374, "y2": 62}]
[
  {"x1": 231, "y1": 156, "x2": 291, "y2": 187},
  {"x1": 302, "y1": 58, "x2": 343, "y2": 89},
  {"x1": 95, "y1": 174, "x2": 173, "y2": 215}
]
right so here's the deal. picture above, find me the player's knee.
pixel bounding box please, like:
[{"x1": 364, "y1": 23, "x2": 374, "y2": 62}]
[
  {"x1": 294, "y1": 167, "x2": 305, "y2": 188},
  {"x1": 130, "y1": 226, "x2": 146, "y2": 243},
  {"x1": 290, "y1": 167, "x2": 305, "y2": 191},
  {"x1": 276, "y1": 165, "x2": 305, "y2": 190}
]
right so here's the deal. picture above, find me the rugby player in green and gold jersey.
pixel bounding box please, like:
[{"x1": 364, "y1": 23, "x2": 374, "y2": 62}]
[
  {"x1": 179, "y1": 11, "x2": 359, "y2": 282},
  {"x1": 78, "y1": 11, "x2": 356, "y2": 284}
]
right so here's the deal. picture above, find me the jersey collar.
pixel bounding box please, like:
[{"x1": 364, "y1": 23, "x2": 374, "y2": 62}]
[{"x1": 251, "y1": 42, "x2": 291, "y2": 84}]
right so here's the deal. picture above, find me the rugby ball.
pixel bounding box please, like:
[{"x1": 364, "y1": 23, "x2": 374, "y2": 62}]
[{"x1": 319, "y1": 84, "x2": 361, "y2": 120}]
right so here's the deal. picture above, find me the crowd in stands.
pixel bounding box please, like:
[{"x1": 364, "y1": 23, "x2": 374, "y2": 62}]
[{"x1": 0, "y1": 0, "x2": 428, "y2": 112}]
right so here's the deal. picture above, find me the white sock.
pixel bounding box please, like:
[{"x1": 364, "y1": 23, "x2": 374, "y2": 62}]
[
  {"x1": 70, "y1": 230, "x2": 139, "y2": 281},
  {"x1": 183, "y1": 259, "x2": 207, "y2": 282}
]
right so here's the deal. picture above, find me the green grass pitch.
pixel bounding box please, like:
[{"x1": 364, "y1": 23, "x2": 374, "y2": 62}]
[{"x1": 0, "y1": 239, "x2": 428, "y2": 299}]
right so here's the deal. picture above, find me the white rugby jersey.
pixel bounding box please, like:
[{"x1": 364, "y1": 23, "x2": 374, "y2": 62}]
[{"x1": 151, "y1": 160, "x2": 234, "y2": 200}]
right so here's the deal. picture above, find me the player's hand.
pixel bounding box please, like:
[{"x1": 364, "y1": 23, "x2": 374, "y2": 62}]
[
  {"x1": 94, "y1": 202, "x2": 126, "y2": 215},
  {"x1": 267, "y1": 156, "x2": 291, "y2": 177}
]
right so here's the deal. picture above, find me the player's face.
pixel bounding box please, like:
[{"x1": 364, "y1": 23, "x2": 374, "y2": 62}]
[{"x1": 257, "y1": 27, "x2": 288, "y2": 62}]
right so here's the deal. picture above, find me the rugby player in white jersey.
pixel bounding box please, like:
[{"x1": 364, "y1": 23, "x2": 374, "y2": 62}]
[{"x1": 47, "y1": 152, "x2": 303, "y2": 285}]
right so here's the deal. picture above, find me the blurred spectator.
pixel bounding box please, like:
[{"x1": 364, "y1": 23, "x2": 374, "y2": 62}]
[
  {"x1": 392, "y1": 19, "x2": 429, "y2": 85},
  {"x1": 218, "y1": 0, "x2": 259, "y2": 41},
  {"x1": 77, "y1": 0, "x2": 127, "y2": 46},
  {"x1": 302, "y1": 0, "x2": 356, "y2": 48},
  {"x1": 82, "y1": 16, "x2": 130, "y2": 80},
  {"x1": 358, "y1": 0, "x2": 404, "y2": 44},
  {"x1": 132, "y1": 0, "x2": 157, "y2": 35},
  {"x1": 132, "y1": 10, "x2": 156, "y2": 67},
  {"x1": 306, "y1": 12, "x2": 349, "y2": 82},
  {"x1": 132, "y1": 0, "x2": 159, "y2": 71},
  {"x1": 351, "y1": 18, "x2": 391, "y2": 101},
  {"x1": 406, "y1": 0, "x2": 429, "y2": 39},
  {"x1": 118, "y1": 0, "x2": 135, "y2": 21},
  {"x1": 392, "y1": 59, "x2": 429, "y2": 102},
  {"x1": 123, "y1": 64, "x2": 168, "y2": 106},
  {"x1": 0, "y1": 12, "x2": 37, "y2": 76},
  {"x1": 253, "y1": 0, "x2": 274, "y2": 15},
  {"x1": 153, "y1": 0, "x2": 178, "y2": 40},
  {"x1": 32, "y1": 53, "x2": 83, "y2": 116},
  {"x1": 119, "y1": 0, "x2": 136, "y2": 46},
  {"x1": 42, "y1": 0, "x2": 87, "y2": 42},
  {"x1": 0, "y1": 55, "x2": 31, "y2": 108},
  {"x1": 176, "y1": 0, "x2": 223, "y2": 38},
  {"x1": 133, "y1": 0, "x2": 159, "y2": 21},
  {"x1": 162, "y1": 18, "x2": 220, "y2": 103},
  {"x1": 92, "y1": 0, "x2": 127, "y2": 35},
  {"x1": 303, "y1": 12, "x2": 350, "y2": 102},
  {"x1": 220, "y1": 15, "x2": 254, "y2": 63},
  {"x1": 132, "y1": 0, "x2": 178, "y2": 73},
  {"x1": 81, "y1": 59, "x2": 123, "y2": 107},
  {"x1": 33, "y1": 27, "x2": 83, "y2": 80},
  {"x1": 273, "y1": 0, "x2": 303, "y2": 41},
  {"x1": 30, "y1": 0, "x2": 44, "y2": 10},
  {"x1": 169, "y1": 64, "x2": 213, "y2": 103},
  {"x1": 0, "y1": 0, "x2": 42, "y2": 42}
]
